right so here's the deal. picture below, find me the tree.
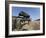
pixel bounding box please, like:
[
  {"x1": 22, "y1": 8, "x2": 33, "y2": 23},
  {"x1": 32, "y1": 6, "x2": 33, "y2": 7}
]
[{"x1": 19, "y1": 11, "x2": 30, "y2": 18}]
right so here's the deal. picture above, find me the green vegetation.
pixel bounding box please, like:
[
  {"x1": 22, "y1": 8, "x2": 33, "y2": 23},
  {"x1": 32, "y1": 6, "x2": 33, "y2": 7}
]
[{"x1": 19, "y1": 11, "x2": 30, "y2": 19}]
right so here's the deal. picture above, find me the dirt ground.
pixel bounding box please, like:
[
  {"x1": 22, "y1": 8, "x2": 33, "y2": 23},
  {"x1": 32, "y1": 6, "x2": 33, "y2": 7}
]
[{"x1": 13, "y1": 21, "x2": 40, "y2": 31}]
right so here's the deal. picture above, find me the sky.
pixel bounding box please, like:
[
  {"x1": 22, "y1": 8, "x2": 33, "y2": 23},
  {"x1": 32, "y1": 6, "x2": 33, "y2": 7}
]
[{"x1": 12, "y1": 7, "x2": 40, "y2": 21}]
